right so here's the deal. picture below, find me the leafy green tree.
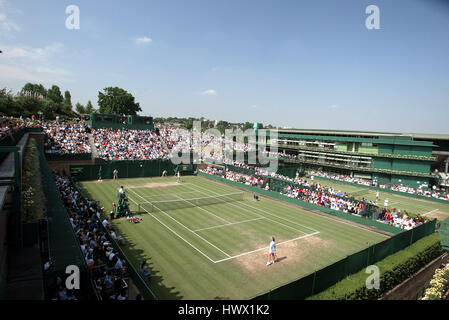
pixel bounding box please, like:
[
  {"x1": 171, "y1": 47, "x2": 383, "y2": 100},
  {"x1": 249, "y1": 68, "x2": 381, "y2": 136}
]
[
  {"x1": 243, "y1": 122, "x2": 253, "y2": 131},
  {"x1": 85, "y1": 100, "x2": 96, "y2": 114},
  {"x1": 47, "y1": 85, "x2": 63, "y2": 104},
  {"x1": 75, "y1": 103, "x2": 85, "y2": 115},
  {"x1": 98, "y1": 87, "x2": 142, "y2": 115},
  {"x1": 16, "y1": 96, "x2": 42, "y2": 116},
  {"x1": 0, "y1": 95, "x2": 18, "y2": 116},
  {"x1": 22, "y1": 83, "x2": 47, "y2": 97},
  {"x1": 41, "y1": 99, "x2": 61, "y2": 119},
  {"x1": 63, "y1": 90, "x2": 73, "y2": 114}
]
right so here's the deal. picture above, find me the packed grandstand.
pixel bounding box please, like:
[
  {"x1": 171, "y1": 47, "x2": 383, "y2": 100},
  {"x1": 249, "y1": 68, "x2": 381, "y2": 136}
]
[
  {"x1": 3, "y1": 116, "x2": 449, "y2": 206},
  {"x1": 2, "y1": 116, "x2": 447, "y2": 233},
  {"x1": 0, "y1": 114, "x2": 448, "y2": 301}
]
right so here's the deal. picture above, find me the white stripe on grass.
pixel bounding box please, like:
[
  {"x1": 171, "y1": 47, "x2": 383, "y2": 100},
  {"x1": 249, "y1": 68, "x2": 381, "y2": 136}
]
[
  {"x1": 124, "y1": 180, "x2": 320, "y2": 263},
  {"x1": 193, "y1": 176, "x2": 385, "y2": 235},
  {"x1": 128, "y1": 187, "x2": 232, "y2": 258},
  {"x1": 194, "y1": 217, "x2": 265, "y2": 232},
  {"x1": 125, "y1": 191, "x2": 218, "y2": 263},
  {"x1": 422, "y1": 209, "x2": 439, "y2": 216},
  {"x1": 186, "y1": 182, "x2": 319, "y2": 234},
  {"x1": 214, "y1": 232, "x2": 320, "y2": 263},
  {"x1": 171, "y1": 193, "x2": 233, "y2": 224},
  {"x1": 140, "y1": 190, "x2": 204, "y2": 199}
]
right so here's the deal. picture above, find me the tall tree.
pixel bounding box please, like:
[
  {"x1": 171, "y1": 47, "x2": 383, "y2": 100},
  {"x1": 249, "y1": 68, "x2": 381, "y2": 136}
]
[
  {"x1": 97, "y1": 87, "x2": 142, "y2": 115},
  {"x1": 22, "y1": 83, "x2": 47, "y2": 97},
  {"x1": 41, "y1": 99, "x2": 60, "y2": 119},
  {"x1": 85, "y1": 100, "x2": 96, "y2": 114},
  {"x1": 0, "y1": 96, "x2": 18, "y2": 116},
  {"x1": 46, "y1": 85, "x2": 63, "y2": 104},
  {"x1": 63, "y1": 90, "x2": 73, "y2": 114},
  {"x1": 16, "y1": 95, "x2": 42, "y2": 116},
  {"x1": 75, "y1": 103, "x2": 85, "y2": 115}
]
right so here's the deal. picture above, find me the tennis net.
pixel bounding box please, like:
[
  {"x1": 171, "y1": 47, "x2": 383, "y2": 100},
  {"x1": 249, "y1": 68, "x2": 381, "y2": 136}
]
[{"x1": 138, "y1": 192, "x2": 244, "y2": 212}]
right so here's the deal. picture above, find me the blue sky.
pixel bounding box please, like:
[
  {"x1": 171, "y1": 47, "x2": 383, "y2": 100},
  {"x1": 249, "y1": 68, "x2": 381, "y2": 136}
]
[{"x1": 1, "y1": 0, "x2": 448, "y2": 133}]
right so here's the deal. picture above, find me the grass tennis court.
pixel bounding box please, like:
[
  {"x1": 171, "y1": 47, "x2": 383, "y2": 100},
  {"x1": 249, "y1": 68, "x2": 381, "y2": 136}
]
[
  {"x1": 79, "y1": 175, "x2": 389, "y2": 299},
  {"x1": 310, "y1": 177, "x2": 449, "y2": 221}
]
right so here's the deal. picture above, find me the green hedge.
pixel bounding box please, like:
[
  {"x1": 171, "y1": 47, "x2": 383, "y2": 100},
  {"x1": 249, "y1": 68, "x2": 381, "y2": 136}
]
[
  {"x1": 21, "y1": 138, "x2": 45, "y2": 222},
  {"x1": 307, "y1": 233, "x2": 443, "y2": 300}
]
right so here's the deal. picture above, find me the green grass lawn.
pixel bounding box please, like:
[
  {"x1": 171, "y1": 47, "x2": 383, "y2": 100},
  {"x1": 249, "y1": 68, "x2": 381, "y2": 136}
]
[
  {"x1": 79, "y1": 175, "x2": 388, "y2": 300},
  {"x1": 310, "y1": 176, "x2": 449, "y2": 221}
]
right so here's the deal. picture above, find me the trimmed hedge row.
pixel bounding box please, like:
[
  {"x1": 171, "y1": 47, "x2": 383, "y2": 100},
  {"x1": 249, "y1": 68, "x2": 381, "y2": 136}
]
[
  {"x1": 307, "y1": 233, "x2": 443, "y2": 300},
  {"x1": 21, "y1": 138, "x2": 46, "y2": 222}
]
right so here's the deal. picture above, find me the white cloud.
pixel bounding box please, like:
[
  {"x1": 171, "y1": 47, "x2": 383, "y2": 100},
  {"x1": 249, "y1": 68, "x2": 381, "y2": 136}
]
[
  {"x1": 329, "y1": 104, "x2": 339, "y2": 111},
  {"x1": 251, "y1": 105, "x2": 258, "y2": 109},
  {"x1": 44, "y1": 42, "x2": 64, "y2": 54},
  {"x1": 32, "y1": 66, "x2": 70, "y2": 75},
  {"x1": 0, "y1": 64, "x2": 42, "y2": 83},
  {"x1": 0, "y1": 64, "x2": 72, "y2": 84},
  {"x1": 201, "y1": 89, "x2": 217, "y2": 96},
  {"x1": 0, "y1": 43, "x2": 71, "y2": 83},
  {"x1": 1, "y1": 42, "x2": 64, "y2": 59},
  {"x1": 135, "y1": 36, "x2": 152, "y2": 44},
  {"x1": 0, "y1": 1, "x2": 20, "y2": 35}
]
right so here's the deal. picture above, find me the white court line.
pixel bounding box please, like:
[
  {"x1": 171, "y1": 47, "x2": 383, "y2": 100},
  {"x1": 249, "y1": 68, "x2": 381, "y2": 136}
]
[
  {"x1": 194, "y1": 217, "x2": 265, "y2": 232},
  {"x1": 195, "y1": 176, "x2": 382, "y2": 234},
  {"x1": 171, "y1": 193, "x2": 232, "y2": 224},
  {"x1": 125, "y1": 191, "x2": 217, "y2": 263},
  {"x1": 129, "y1": 188, "x2": 232, "y2": 258},
  {"x1": 214, "y1": 232, "x2": 320, "y2": 263},
  {"x1": 422, "y1": 209, "x2": 439, "y2": 216},
  {"x1": 349, "y1": 188, "x2": 371, "y2": 194},
  {"x1": 128, "y1": 182, "x2": 193, "y2": 191},
  {"x1": 141, "y1": 190, "x2": 204, "y2": 198},
  {"x1": 187, "y1": 182, "x2": 319, "y2": 234},
  {"x1": 126, "y1": 180, "x2": 320, "y2": 264}
]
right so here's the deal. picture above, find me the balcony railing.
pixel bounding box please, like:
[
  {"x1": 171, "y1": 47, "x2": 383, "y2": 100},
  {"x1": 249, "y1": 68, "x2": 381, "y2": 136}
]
[
  {"x1": 270, "y1": 143, "x2": 436, "y2": 161},
  {"x1": 279, "y1": 157, "x2": 434, "y2": 178}
]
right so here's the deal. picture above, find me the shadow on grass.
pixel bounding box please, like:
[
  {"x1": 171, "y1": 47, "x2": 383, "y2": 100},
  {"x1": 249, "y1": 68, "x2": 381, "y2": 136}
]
[
  {"x1": 116, "y1": 226, "x2": 183, "y2": 300},
  {"x1": 77, "y1": 182, "x2": 184, "y2": 300}
]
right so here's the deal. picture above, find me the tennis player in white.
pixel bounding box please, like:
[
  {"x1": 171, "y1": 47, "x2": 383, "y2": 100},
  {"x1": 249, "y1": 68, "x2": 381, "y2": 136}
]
[{"x1": 266, "y1": 237, "x2": 277, "y2": 266}]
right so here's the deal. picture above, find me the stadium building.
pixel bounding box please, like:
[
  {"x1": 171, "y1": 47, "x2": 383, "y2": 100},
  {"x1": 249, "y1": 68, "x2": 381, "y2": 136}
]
[{"x1": 266, "y1": 128, "x2": 449, "y2": 189}]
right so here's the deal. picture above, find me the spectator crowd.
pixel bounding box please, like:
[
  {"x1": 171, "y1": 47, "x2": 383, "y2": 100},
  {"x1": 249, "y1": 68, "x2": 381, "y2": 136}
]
[
  {"x1": 93, "y1": 128, "x2": 169, "y2": 161},
  {"x1": 54, "y1": 174, "x2": 131, "y2": 300},
  {"x1": 308, "y1": 170, "x2": 449, "y2": 202},
  {"x1": 200, "y1": 164, "x2": 429, "y2": 230},
  {"x1": 5, "y1": 116, "x2": 444, "y2": 203},
  {"x1": 43, "y1": 122, "x2": 91, "y2": 154}
]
